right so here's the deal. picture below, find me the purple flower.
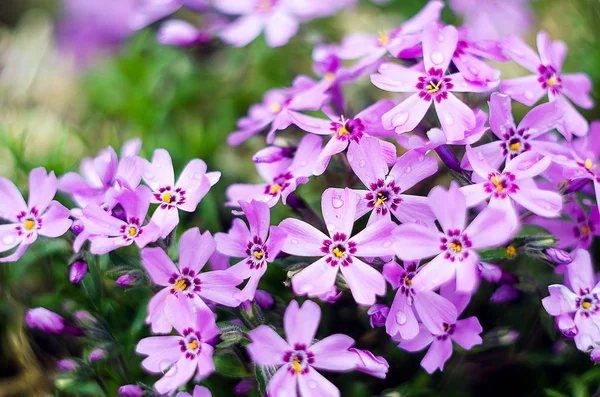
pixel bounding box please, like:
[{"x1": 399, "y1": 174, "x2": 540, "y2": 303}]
[
  {"x1": 225, "y1": 135, "x2": 322, "y2": 207},
  {"x1": 279, "y1": 188, "x2": 395, "y2": 305},
  {"x1": 247, "y1": 300, "x2": 382, "y2": 396},
  {"x1": 58, "y1": 359, "x2": 79, "y2": 373},
  {"x1": 371, "y1": 24, "x2": 497, "y2": 140},
  {"x1": 252, "y1": 146, "x2": 296, "y2": 164},
  {"x1": 79, "y1": 186, "x2": 161, "y2": 254},
  {"x1": 462, "y1": 145, "x2": 563, "y2": 220},
  {"x1": 347, "y1": 138, "x2": 437, "y2": 225},
  {"x1": 396, "y1": 288, "x2": 482, "y2": 373},
  {"x1": 142, "y1": 228, "x2": 241, "y2": 333},
  {"x1": 234, "y1": 379, "x2": 254, "y2": 394},
  {"x1": 89, "y1": 348, "x2": 106, "y2": 362},
  {"x1": 393, "y1": 182, "x2": 518, "y2": 293},
  {"x1": 349, "y1": 348, "x2": 389, "y2": 379},
  {"x1": 255, "y1": 290, "x2": 276, "y2": 310},
  {"x1": 116, "y1": 273, "x2": 138, "y2": 288},
  {"x1": 227, "y1": 76, "x2": 328, "y2": 145},
  {"x1": 465, "y1": 93, "x2": 566, "y2": 170},
  {"x1": 367, "y1": 304, "x2": 389, "y2": 328},
  {"x1": 177, "y1": 385, "x2": 212, "y2": 397},
  {"x1": 449, "y1": 0, "x2": 533, "y2": 40},
  {"x1": 383, "y1": 261, "x2": 458, "y2": 339},
  {"x1": 288, "y1": 101, "x2": 397, "y2": 175},
  {"x1": 0, "y1": 168, "x2": 72, "y2": 262},
  {"x1": 545, "y1": 248, "x2": 574, "y2": 265},
  {"x1": 490, "y1": 285, "x2": 519, "y2": 303},
  {"x1": 143, "y1": 149, "x2": 220, "y2": 238},
  {"x1": 451, "y1": 27, "x2": 508, "y2": 84},
  {"x1": 25, "y1": 308, "x2": 65, "y2": 334},
  {"x1": 500, "y1": 31, "x2": 593, "y2": 138},
  {"x1": 216, "y1": 200, "x2": 287, "y2": 301},
  {"x1": 317, "y1": 285, "x2": 343, "y2": 304},
  {"x1": 542, "y1": 249, "x2": 600, "y2": 352},
  {"x1": 591, "y1": 346, "x2": 600, "y2": 363},
  {"x1": 477, "y1": 262, "x2": 503, "y2": 283},
  {"x1": 136, "y1": 295, "x2": 218, "y2": 396},
  {"x1": 119, "y1": 384, "x2": 143, "y2": 397},
  {"x1": 69, "y1": 261, "x2": 88, "y2": 284}
]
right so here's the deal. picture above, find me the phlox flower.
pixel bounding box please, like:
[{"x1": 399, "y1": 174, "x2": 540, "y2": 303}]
[
  {"x1": 279, "y1": 188, "x2": 395, "y2": 305},
  {"x1": 177, "y1": 385, "x2": 212, "y2": 397},
  {"x1": 383, "y1": 261, "x2": 459, "y2": 340},
  {"x1": 542, "y1": 249, "x2": 600, "y2": 351},
  {"x1": 136, "y1": 295, "x2": 218, "y2": 396},
  {"x1": 143, "y1": 149, "x2": 221, "y2": 238},
  {"x1": 451, "y1": 27, "x2": 508, "y2": 84},
  {"x1": 215, "y1": 200, "x2": 287, "y2": 301},
  {"x1": 225, "y1": 134, "x2": 322, "y2": 208},
  {"x1": 371, "y1": 24, "x2": 497, "y2": 140},
  {"x1": 0, "y1": 168, "x2": 72, "y2": 262},
  {"x1": 393, "y1": 182, "x2": 517, "y2": 293},
  {"x1": 59, "y1": 139, "x2": 145, "y2": 208},
  {"x1": 79, "y1": 186, "x2": 160, "y2": 254},
  {"x1": 227, "y1": 76, "x2": 328, "y2": 145},
  {"x1": 396, "y1": 287, "x2": 483, "y2": 373},
  {"x1": 247, "y1": 300, "x2": 376, "y2": 397},
  {"x1": 348, "y1": 138, "x2": 438, "y2": 225},
  {"x1": 288, "y1": 101, "x2": 397, "y2": 175},
  {"x1": 461, "y1": 145, "x2": 563, "y2": 220},
  {"x1": 464, "y1": 93, "x2": 567, "y2": 170},
  {"x1": 141, "y1": 228, "x2": 241, "y2": 334},
  {"x1": 500, "y1": 31, "x2": 593, "y2": 138}
]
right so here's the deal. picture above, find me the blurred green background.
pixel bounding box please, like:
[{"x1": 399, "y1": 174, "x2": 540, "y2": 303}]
[{"x1": 1, "y1": 0, "x2": 600, "y2": 396}]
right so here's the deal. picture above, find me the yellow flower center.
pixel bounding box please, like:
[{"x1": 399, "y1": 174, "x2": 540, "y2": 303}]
[
  {"x1": 582, "y1": 301, "x2": 592, "y2": 310},
  {"x1": 253, "y1": 250, "x2": 264, "y2": 260},
  {"x1": 509, "y1": 142, "x2": 521, "y2": 151},
  {"x1": 449, "y1": 242, "x2": 462, "y2": 253},
  {"x1": 375, "y1": 192, "x2": 387, "y2": 207},
  {"x1": 174, "y1": 278, "x2": 189, "y2": 291},
  {"x1": 292, "y1": 357, "x2": 302, "y2": 374},
  {"x1": 491, "y1": 175, "x2": 504, "y2": 191},
  {"x1": 162, "y1": 192, "x2": 172, "y2": 203},
  {"x1": 333, "y1": 247, "x2": 345, "y2": 258},
  {"x1": 404, "y1": 277, "x2": 412, "y2": 286},
  {"x1": 505, "y1": 245, "x2": 517, "y2": 258},
  {"x1": 547, "y1": 75, "x2": 557, "y2": 86},
  {"x1": 426, "y1": 80, "x2": 441, "y2": 94},
  {"x1": 187, "y1": 340, "x2": 199, "y2": 350},
  {"x1": 377, "y1": 32, "x2": 389, "y2": 46},
  {"x1": 270, "y1": 184, "x2": 281, "y2": 194},
  {"x1": 24, "y1": 219, "x2": 35, "y2": 231},
  {"x1": 585, "y1": 158, "x2": 594, "y2": 170},
  {"x1": 324, "y1": 73, "x2": 335, "y2": 82},
  {"x1": 270, "y1": 103, "x2": 281, "y2": 113},
  {"x1": 128, "y1": 227, "x2": 138, "y2": 237},
  {"x1": 581, "y1": 225, "x2": 591, "y2": 235}
]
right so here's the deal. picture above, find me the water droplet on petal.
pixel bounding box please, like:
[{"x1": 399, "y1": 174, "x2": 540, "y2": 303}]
[
  {"x1": 193, "y1": 172, "x2": 204, "y2": 180},
  {"x1": 383, "y1": 240, "x2": 392, "y2": 248},
  {"x1": 300, "y1": 161, "x2": 307, "y2": 167},
  {"x1": 468, "y1": 67, "x2": 479, "y2": 76},
  {"x1": 444, "y1": 113, "x2": 455, "y2": 126},
  {"x1": 524, "y1": 91, "x2": 534, "y2": 100},
  {"x1": 327, "y1": 223, "x2": 336, "y2": 232},
  {"x1": 405, "y1": 166, "x2": 412, "y2": 174},
  {"x1": 437, "y1": 33, "x2": 445, "y2": 42},
  {"x1": 477, "y1": 152, "x2": 485, "y2": 161},
  {"x1": 347, "y1": 153, "x2": 353, "y2": 162},
  {"x1": 397, "y1": 311, "x2": 407, "y2": 325},
  {"x1": 418, "y1": 155, "x2": 425, "y2": 163},
  {"x1": 291, "y1": 239, "x2": 299, "y2": 245},
  {"x1": 332, "y1": 197, "x2": 344, "y2": 208},
  {"x1": 150, "y1": 182, "x2": 159, "y2": 190},
  {"x1": 393, "y1": 112, "x2": 409, "y2": 126},
  {"x1": 144, "y1": 172, "x2": 154, "y2": 180},
  {"x1": 308, "y1": 380, "x2": 318, "y2": 389},
  {"x1": 461, "y1": 81, "x2": 469, "y2": 88},
  {"x1": 359, "y1": 160, "x2": 367, "y2": 168},
  {"x1": 430, "y1": 51, "x2": 444, "y2": 65}
]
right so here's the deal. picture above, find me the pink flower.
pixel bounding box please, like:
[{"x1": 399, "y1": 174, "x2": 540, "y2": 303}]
[
  {"x1": 25, "y1": 307, "x2": 65, "y2": 334},
  {"x1": 143, "y1": 149, "x2": 220, "y2": 238},
  {"x1": 500, "y1": 31, "x2": 593, "y2": 138},
  {"x1": 247, "y1": 300, "x2": 380, "y2": 396},
  {"x1": 177, "y1": 385, "x2": 212, "y2": 397},
  {"x1": 393, "y1": 182, "x2": 518, "y2": 293},
  {"x1": 226, "y1": 135, "x2": 322, "y2": 207},
  {"x1": 396, "y1": 288, "x2": 483, "y2": 373},
  {"x1": 279, "y1": 188, "x2": 395, "y2": 305},
  {"x1": 288, "y1": 102, "x2": 397, "y2": 175},
  {"x1": 371, "y1": 24, "x2": 497, "y2": 140},
  {"x1": 461, "y1": 145, "x2": 563, "y2": 220},
  {"x1": 464, "y1": 93, "x2": 567, "y2": 170},
  {"x1": 542, "y1": 249, "x2": 600, "y2": 352},
  {"x1": 141, "y1": 228, "x2": 241, "y2": 334},
  {"x1": 79, "y1": 186, "x2": 161, "y2": 254},
  {"x1": 0, "y1": 168, "x2": 72, "y2": 262},
  {"x1": 136, "y1": 295, "x2": 218, "y2": 396},
  {"x1": 215, "y1": 200, "x2": 287, "y2": 301},
  {"x1": 347, "y1": 138, "x2": 437, "y2": 225}
]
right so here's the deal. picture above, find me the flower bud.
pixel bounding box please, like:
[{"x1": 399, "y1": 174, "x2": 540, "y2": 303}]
[
  {"x1": 234, "y1": 379, "x2": 254, "y2": 394},
  {"x1": 89, "y1": 348, "x2": 106, "y2": 362},
  {"x1": 252, "y1": 146, "x2": 295, "y2": 163},
  {"x1": 254, "y1": 290, "x2": 275, "y2": 311},
  {"x1": 116, "y1": 273, "x2": 137, "y2": 288},
  {"x1": 367, "y1": 304, "x2": 389, "y2": 328},
  {"x1": 591, "y1": 346, "x2": 600, "y2": 362},
  {"x1": 545, "y1": 248, "x2": 573, "y2": 265},
  {"x1": 349, "y1": 348, "x2": 389, "y2": 379},
  {"x1": 25, "y1": 308, "x2": 65, "y2": 334},
  {"x1": 69, "y1": 261, "x2": 88, "y2": 284},
  {"x1": 57, "y1": 359, "x2": 79, "y2": 373},
  {"x1": 477, "y1": 262, "x2": 502, "y2": 283},
  {"x1": 498, "y1": 330, "x2": 520, "y2": 345},
  {"x1": 119, "y1": 385, "x2": 143, "y2": 397},
  {"x1": 64, "y1": 324, "x2": 85, "y2": 336},
  {"x1": 490, "y1": 285, "x2": 518, "y2": 303},
  {"x1": 71, "y1": 220, "x2": 84, "y2": 235},
  {"x1": 74, "y1": 310, "x2": 96, "y2": 324},
  {"x1": 556, "y1": 314, "x2": 578, "y2": 338},
  {"x1": 157, "y1": 19, "x2": 211, "y2": 47},
  {"x1": 318, "y1": 285, "x2": 342, "y2": 304}
]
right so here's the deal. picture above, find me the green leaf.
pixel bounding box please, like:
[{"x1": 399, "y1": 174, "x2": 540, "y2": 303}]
[
  {"x1": 213, "y1": 354, "x2": 249, "y2": 378},
  {"x1": 254, "y1": 364, "x2": 277, "y2": 395}
]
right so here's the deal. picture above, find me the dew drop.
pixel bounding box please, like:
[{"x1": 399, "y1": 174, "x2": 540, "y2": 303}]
[
  {"x1": 477, "y1": 152, "x2": 484, "y2": 161},
  {"x1": 383, "y1": 240, "x2": 392, "y2": 248},
  {"x1": 347, "y1": 153, "x2": 354, "y2": 162},
  {"x1": 150, "y1": 182, "x2": 159, "y2": 190},
  {"x1": 405, "y1": 166, "x2": 412, "y2": 174},
  {"x1": 2, "y1": 235, "x2": 14, "y2": 245},
  {"x1": 327, "y1": 223, "x2": 336, "y2": 232},
  {"x1": 437, "y1": 33, "x2": 445, "y2": 42},
  {"x1": 461, "y1": 81, "x2": 469, "y2": 88},
  {"x1": 468, "y1": 67, "x2": 479, "y2": 76},
  {"x1": 430, "y1": 51, "x2": 444, "y2": 65},
  {"x1": 418, "y1": 155, "x2": 425, "y2": 163},
  {"x1": 144, "y1": 172, "x2": 154, "y2": 180},
  {"x1": 291, "y1": 239, "x2": 299, "y2": 245},
  {"x1": 359, "y1": 160, "x2": 367, "y2": 168},
  {"x1": 308, "y1": 380, "x2": 318, "y2": 389},
  {"x1": 332, "y1": 197, "x2": 344, "y2": 209},
  {"x1": 444, "y1": 113, "x2": 455, "y2": 126},
  {"x1": 397, "y1": 311, "x2": 407, "y2": 325},
  {"x1": 393, "y1": 112, "x2": 410, "y2": 127},
  {"x1": 193, "y1": 172, "x2": 204, "y2": 180},
  {"x1": 300, "y1": 161, "x2": 307, "y2": 167},
  {"x1": 524, "y1": 90, "x2": 534, "y2": 100}
]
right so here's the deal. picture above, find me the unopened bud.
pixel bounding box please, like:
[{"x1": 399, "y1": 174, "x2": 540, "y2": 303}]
[
  {"x1": 252, "y1": 146, "x2": 295, "y2": 163},
  {"x1": 69, "y1": 261, "x2": 88, "y2": 284},
  {"x1": 545, "y1": 248, "x2": 573, "y2": 265}
]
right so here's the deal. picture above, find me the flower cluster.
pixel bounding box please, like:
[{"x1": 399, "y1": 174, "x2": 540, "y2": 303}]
[{"x1": 10, "y1": 1, "x2": 600, "y2": 396}]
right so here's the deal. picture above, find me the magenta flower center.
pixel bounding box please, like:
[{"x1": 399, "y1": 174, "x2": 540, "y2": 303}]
[
  {"x1": 366, "y1": 179, "x2": 402, "y2": 216},
  {"x1": 180, "y1": 328, "x2": 202, "y2": 359},
  {"x1": 436, "y1": 322, "x2": 456, "y2": 340},
  {"x1": 153, "y1": 186, "x2": 186, "y2": 209},
  {"x1": 500, "y1": 127, "x2": 531, "y2": 160},
  {"x1": 399, "y1": 263, "x2": 418, "y2": 297},
  {"x1": 330, "y1": 117, "x2": 364, "y2": 143},
  {"x1": 440, "y1": 229, "x2": 472, "y2": 262},
  {"x1": 537, "y1": 64, "x2": 561, "y2": 95},
  {"x1": 573, "y1": 214, "x2": 594, "y2": 240},
  {"x1": 169, "y1": 267, "x2": 202, "y2": 297},
  {"x1": 283, "y1": 344, "x2": 314, "y2": 375},
  {"x1": 120, "y1": 218, "x2": 143, "y2": 241},
  {"x1": 246, "y1": 236, "x2": 268, "y2": 269},
  {"x1": 321, "y1": 232, "x2": 357, "y2": 267},
  {"x1": 576, "y1": 290, "x2": 599, "y2": 317},
  {"x1": 265, "y1": 172, "x2": 293, "y2": 196},
  {"x1": 417, "y1": 68, "x2": 453, "y2": 103},
  {"x1": 484, "y1": 171, "x2": 519, "y2": 199},
  {"x1": 16, "y1": 207, "x2": 42, "y2": 237}
]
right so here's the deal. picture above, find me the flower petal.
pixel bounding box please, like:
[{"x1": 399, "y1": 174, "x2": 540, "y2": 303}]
[
  {"x1": 351, "y1": 219, "x2": 396, "y2": 257},
  {"x1": 502, "y1": 34, "x2": 541, "y2": 73},
  {"x1": 284, "y1": 299, "x2": 321, "y2": 347},
  {"x1": 298, "y1": 368, "x2": 340, "y2": 397},
  {"x1": 422, "y1": 24, "x2": 458, "y2": 73},
  {"x1": 279, "y1": 218, "x2": 328, "y2": 256},
  {"x1": 451, "y1": 317, "x2": 483, "y2": 350},
  {"x1": 321, "y1": 188, "x2": 357, "y2": 238},
  {"x1": 381, "y1": 93, "x2": 431, "y2": 133},
  {"x1": 28, "y1": 168, "x2": 58, "y2": 213},
  {"x1": 340, "y1": 258, "x2": 386, "y2": 306},
  {"x1": 38, "y1": 202, "x2": 72, "y2": 238},
  {"x1": 499, "y1": 75, "x2": 545, "y2": 106},
  {"x1": 386, "y1": 292, "x2": 419, "y2": 339},
  {"x1": 388, "y1": 150, "x2": 438, "y2": 192},
  {"x1": 0, "y1": 178, "x2": 27, "y2": 222},
  {"x1": 421, "y1": 338, "x2": 453, "y2": 374},
  {"x1": 429, "y1": 183, "x2": 467, "y2": 233},
  {"x1": 392, "y1": 223, "x2": 444, "y2": 261},
  {"x1": 433, "y1": 93, "x2": 475, "y2": 141},
  {"x1": 411, "y1": 254, "x2": 455, "y2": 292},
  {"x1": 311, "y1": 334, "x2": 356, "y2": 371},
  {"x1": 414, "y1": 290, "x2": 458, "y2": 335},
  {"x1": 247, "y1": 325, "x2": 289, "y2": 366}
]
